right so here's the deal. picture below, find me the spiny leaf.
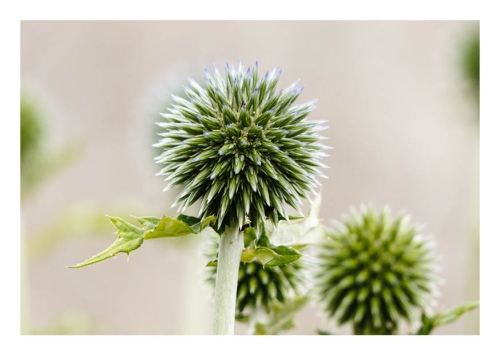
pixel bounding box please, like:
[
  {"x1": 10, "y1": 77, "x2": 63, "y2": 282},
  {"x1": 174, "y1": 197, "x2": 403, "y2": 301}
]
[
  {"x1": 240, "y1": 248, "x2": 257, "y2": 263},
  {"x1": 68, "y1": 235, "x2": 143, "y2": 269},
  {"x1": 134, "y1": 216, "x2": 161, "y2": 230},
  {"x1": 209, "y1": 247, "x2": 302, "y2": 267},
  {"x1": 206, "y1": 228, "x2": 302, "y2": 267},
  {"x1": 434, "y1": 301, "x2": 479, "y2": 326},
  {"x1": 68, "y1": 216, "x2": 145, "y2": 269},
  {"x1": 69, "y1": 214, "x2": 216, "y2": 268},
  {"x1": 144, "y1": 215, "x2": 216, "y2": 239},
  {"x1": 415, "y1": 301, "x2": 479, "y2": 335},
  {"x1": 254, "y1": 245, "x2": 302, "y2": 267}
]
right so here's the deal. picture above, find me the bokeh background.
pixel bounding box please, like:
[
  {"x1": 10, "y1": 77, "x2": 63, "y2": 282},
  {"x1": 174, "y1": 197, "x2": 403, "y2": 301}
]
[{"x1": 20, "y1": 21, "x2": 479, "y2": 335}]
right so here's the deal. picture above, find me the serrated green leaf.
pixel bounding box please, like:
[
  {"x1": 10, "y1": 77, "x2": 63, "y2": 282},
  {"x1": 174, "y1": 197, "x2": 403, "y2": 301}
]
[
  {"x1": 254, "y1": 244, "x2": 302, "y2": 267},
  {"x1": 240, "y1": 248, "x2": 256, "y2": 263},
  {"x1": 134, "y1": 216, "x2": 161, "y2": 230},
  {"x1": 68, "y1": 216, "x2": 145, "y2": 268},
  {"x1": 176, "y1": 214, "x2": 200, "y2": 226},
  {"x1": 207, "y1": 219, "x2": 307, "y2": 269},
  {"x1": 434, "y1": 301, "x2": 479, "y2": 326},
  {"x1": 70, "y1": 214, "x2": 216, "y2": 268},
  {"x1": 143, "y1": 215, "x2": 216, "y2": 239},
  {"x1": 415, "y1": 301, "x2": 479, "y2": 335}
]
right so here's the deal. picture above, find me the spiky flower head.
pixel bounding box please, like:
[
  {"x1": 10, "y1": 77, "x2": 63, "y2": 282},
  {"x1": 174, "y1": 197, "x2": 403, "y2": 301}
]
[
  {"x1": 154, "y1": 62, "x2": 328, "y2": 230},
  {"x1": 315, "y1": 205, "x2": 440, "y2": 335},
  {"x1": 203, "y1": 225, "x2": 306, "y2": 319}
]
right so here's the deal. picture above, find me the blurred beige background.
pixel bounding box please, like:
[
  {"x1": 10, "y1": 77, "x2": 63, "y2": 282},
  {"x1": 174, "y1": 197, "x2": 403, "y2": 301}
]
[{"x1": 20, "y1": 21, "x2": 479, "y2": 335}]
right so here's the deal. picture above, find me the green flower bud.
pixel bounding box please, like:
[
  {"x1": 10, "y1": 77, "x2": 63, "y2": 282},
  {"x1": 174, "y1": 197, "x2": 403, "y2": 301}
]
[
  {"x1": 155, "y1": 62, "x2": 328, "y2": 229},
  {"x1": 314, "y1": 205, "x2": 440, "y2": 335}
]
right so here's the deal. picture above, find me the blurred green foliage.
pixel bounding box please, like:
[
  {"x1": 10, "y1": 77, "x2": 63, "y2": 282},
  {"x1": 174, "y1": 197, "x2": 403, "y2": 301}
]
[
  {"x1": 461, "y1": 30, "x2": 479, "y2": 104},
  {"x1": 21, "y1": 84, "x2": 96, "y2": 335},
  {"x1": 21, "y1": 86, "x2": 47, "y2": 195},
  {"x1": 24, "y1": 312, "x2": 95, "y2": 335},
  {"x1": 253, "y1": 296, "x2": 309, "y2": 335},
  {"x1": 27, "y1": 206, "x2": 124, "y2": 262},
  {"x1": 457, "y1": 28, "x2": 480, "y2": 334},
  {"x1": 20, "y1": 89, "x2": 45, "y2": 174},
  {"x1": 415, "y1": 301, "x2": 479, "y2": 335},
  {"x1": 20, "y1": 85, "x2": 81, "y2": 199}
]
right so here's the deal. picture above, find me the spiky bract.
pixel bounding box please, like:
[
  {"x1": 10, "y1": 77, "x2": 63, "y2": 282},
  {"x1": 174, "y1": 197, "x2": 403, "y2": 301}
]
[
  {"x1": 154, "y1": 62, "x2": 327, "y2": 229},
  {"x1": 315, "y1": 205, "x2": 440, "y2": 335},
  {"x1": 204, "y1": 229, "x2": 305, "y2": 318}
]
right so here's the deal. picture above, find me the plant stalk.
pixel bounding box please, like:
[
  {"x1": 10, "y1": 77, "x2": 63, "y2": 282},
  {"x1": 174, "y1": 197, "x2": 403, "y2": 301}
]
[{"x1": 213, "y1": 223, "x2": 243, "y2": 335}]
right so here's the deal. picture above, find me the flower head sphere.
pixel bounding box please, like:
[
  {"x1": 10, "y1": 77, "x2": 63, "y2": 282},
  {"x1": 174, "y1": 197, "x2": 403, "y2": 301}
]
[
  {"x1": 154, "y1": 62, "x2": 328, "y2": 230},
  {"x1": 315, "y1": 205, "x2": 440, "y2": 335}
]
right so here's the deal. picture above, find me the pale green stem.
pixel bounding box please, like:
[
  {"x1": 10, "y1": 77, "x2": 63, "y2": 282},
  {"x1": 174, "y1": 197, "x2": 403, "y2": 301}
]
[{"x1": 213, "y1": 223, "x2": 243, "y2": 335}]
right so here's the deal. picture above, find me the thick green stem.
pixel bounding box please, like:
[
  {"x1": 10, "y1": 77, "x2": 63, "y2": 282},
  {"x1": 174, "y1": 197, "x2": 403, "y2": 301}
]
[{"x1": 213, "y1": 223, "x2": 243, "y2": 335}]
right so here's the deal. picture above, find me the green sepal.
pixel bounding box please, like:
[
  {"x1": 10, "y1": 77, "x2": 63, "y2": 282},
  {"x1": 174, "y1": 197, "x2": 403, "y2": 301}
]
[
  {"x1": 415, "y1": 301, "x2": 479, "y2": 335},
  {"x1": 69, "y1": 214, "x2": 216, "y2": 268}
]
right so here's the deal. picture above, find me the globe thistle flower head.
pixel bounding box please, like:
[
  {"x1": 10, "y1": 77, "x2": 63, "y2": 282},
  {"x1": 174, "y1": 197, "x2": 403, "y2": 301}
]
[
  {"x1": 203, "y1": 224, "x2": 306, "y2": 318},
  {"x1": 315, "y1": 205, "x2": 440, "y2": 335},
  {"x1": 154, "y1": 62, "x2": 328, "y2": 230}
]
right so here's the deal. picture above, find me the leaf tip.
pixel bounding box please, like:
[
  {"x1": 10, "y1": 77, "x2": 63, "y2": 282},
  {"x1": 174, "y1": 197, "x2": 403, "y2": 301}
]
[{"x1": 66, "y1": 263, "x2": 83, "y2": 269}]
